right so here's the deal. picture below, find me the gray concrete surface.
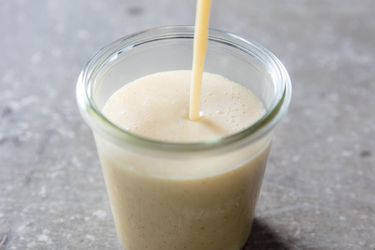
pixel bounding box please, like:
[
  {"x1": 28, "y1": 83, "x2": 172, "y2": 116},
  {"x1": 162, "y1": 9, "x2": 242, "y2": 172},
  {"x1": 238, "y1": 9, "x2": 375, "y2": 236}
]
[{"x1": 1, "y1": 0, "x2": 375, "y2": 249}]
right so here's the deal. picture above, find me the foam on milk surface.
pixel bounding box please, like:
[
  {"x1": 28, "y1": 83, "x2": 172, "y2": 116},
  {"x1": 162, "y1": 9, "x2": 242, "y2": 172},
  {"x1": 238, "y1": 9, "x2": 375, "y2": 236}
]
[{"x1": 103, "y1": 70, "x2": 265, "y2": 142}]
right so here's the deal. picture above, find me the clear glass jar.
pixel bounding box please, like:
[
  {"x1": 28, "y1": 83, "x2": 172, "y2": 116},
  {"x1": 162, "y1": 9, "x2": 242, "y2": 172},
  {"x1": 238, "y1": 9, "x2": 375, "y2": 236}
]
[{"x1": 76, "y1": 26, "x2": 291, "y2": 250}]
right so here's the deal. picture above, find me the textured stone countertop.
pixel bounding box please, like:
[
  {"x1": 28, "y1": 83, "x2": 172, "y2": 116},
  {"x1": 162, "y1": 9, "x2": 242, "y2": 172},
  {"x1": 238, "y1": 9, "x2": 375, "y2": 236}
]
[{"x1": 1, "y1": 0, "x2": 374, "y2": 249}]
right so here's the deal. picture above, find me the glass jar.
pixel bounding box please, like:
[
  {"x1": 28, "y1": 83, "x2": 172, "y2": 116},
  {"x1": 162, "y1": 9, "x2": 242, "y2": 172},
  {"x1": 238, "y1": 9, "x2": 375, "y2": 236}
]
[{"x1": 76, "y1": 26, "x2": 291, "y2": 250}]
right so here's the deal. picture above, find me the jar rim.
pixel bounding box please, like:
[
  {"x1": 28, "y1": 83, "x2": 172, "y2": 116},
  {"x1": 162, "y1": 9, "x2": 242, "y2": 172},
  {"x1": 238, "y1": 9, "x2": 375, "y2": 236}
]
[{"x1": 76, "y1": 26, "x2": 292, "y2": 153}]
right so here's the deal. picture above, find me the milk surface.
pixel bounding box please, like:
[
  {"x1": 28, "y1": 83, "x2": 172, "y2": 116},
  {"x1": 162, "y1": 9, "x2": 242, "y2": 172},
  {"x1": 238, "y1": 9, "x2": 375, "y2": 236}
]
[{"x1": 103, "y1": 70, "x2": 265, "y2": 142}]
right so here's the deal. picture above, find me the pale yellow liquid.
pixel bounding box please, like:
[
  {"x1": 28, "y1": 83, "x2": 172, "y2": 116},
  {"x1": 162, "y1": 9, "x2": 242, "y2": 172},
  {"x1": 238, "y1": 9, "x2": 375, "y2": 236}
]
[
  {"x1": 98, "y1": 71, "x2": 271, "y2": 250},
  {"x1": 189, "y1": 0, "x2": 212, "y2": 120}
]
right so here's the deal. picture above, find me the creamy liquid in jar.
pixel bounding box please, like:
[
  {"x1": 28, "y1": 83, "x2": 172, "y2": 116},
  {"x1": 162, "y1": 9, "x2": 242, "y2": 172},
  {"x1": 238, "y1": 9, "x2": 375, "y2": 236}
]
[{"x1": 99, "y1": 71, "x2": 270, "y2": 250}]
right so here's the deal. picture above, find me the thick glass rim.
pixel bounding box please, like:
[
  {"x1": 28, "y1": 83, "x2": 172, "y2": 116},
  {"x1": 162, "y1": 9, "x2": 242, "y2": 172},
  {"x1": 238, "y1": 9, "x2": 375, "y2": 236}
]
[{"x1": 76, "y1": 26, "x2": 292, "y2": 153}]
